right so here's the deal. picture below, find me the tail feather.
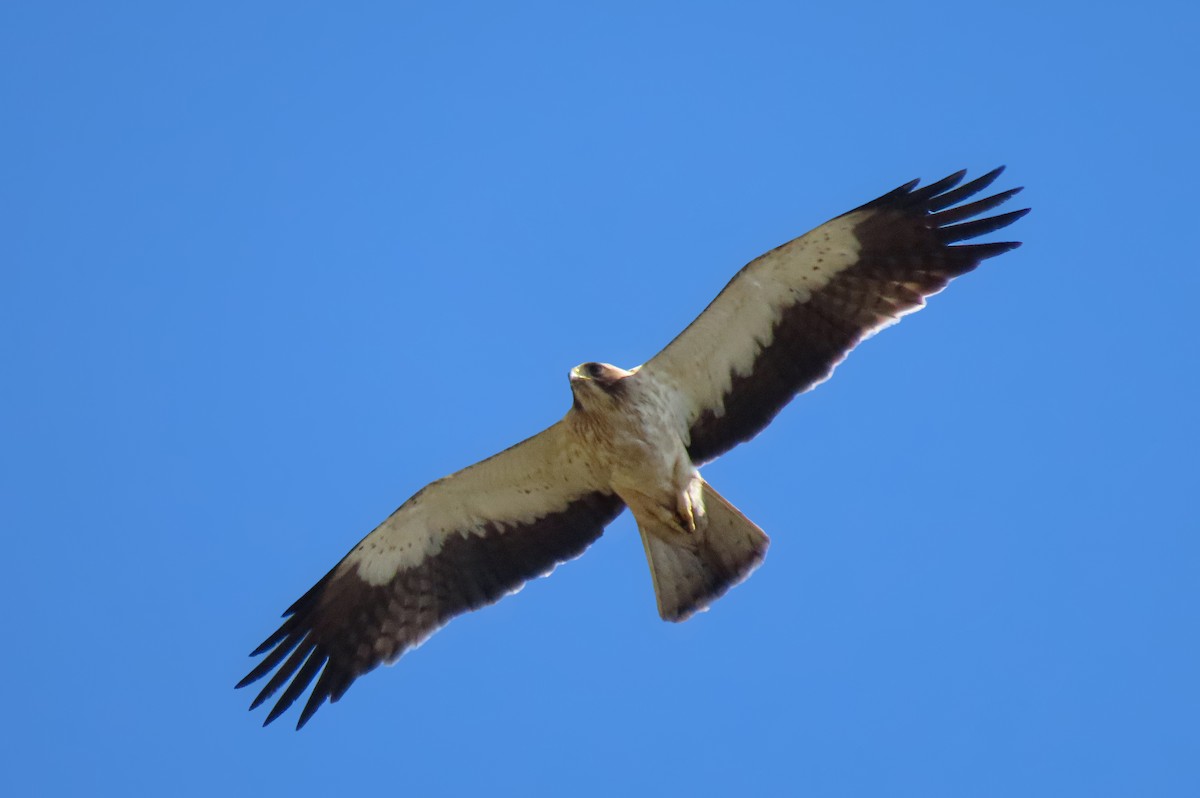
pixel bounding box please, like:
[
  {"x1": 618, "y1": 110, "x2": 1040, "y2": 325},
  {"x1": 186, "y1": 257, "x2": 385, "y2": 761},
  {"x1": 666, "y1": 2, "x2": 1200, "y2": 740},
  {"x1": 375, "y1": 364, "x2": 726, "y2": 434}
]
[{"x1": 638, "y1": 480, "x2": 769, "y2": 622}]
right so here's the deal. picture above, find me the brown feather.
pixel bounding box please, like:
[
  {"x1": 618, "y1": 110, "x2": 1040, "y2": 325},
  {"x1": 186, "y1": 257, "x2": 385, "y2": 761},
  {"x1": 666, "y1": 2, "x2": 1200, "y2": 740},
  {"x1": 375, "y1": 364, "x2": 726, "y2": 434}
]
[{"x1": 685, "y1": 169, "x2": 1027, "y2": 464}]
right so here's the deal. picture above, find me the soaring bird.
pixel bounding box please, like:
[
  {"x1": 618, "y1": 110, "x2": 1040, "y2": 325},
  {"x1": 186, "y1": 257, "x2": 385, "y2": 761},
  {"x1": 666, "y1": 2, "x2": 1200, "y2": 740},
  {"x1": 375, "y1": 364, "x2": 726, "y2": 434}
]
[{"x1": 238, "y1": 168, "x2": 1028, "y2": 728}]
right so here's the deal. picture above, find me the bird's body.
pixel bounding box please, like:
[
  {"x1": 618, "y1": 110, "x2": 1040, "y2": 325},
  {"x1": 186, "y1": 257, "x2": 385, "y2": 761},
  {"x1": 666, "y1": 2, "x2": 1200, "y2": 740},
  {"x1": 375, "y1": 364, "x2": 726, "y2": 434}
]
[
  {"x1": 569, "y1": 363, "x2": 700, "y2": 535},
  {"x1": 567, "y1": 361, "x2": 768, "y2": 619},
  {"x1": 239, "y1": 168, "x2": 1029, "y2": 728}
]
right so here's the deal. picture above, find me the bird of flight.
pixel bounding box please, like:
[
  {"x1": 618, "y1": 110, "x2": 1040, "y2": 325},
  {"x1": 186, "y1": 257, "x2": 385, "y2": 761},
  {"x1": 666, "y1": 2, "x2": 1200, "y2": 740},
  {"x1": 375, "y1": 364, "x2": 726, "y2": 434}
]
[{"x1": 239, "y1": 168, "x2": 1028, "y2": 728}]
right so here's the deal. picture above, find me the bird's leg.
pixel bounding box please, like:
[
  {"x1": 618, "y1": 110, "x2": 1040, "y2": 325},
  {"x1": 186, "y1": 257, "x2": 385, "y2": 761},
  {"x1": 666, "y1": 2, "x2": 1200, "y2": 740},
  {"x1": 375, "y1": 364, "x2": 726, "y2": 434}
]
[
  {"x1": 675, "y1": 475, "x2": 707, "y2": 535},
  {"x1": 618, "y1": 477, "x2": 706, "y2": 547}
]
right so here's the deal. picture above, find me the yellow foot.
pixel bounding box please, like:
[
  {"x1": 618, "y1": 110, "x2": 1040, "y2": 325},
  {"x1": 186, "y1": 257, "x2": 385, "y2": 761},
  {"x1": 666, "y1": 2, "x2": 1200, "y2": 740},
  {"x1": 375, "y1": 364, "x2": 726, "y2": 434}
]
[{"x1": 675, "y1": 479, "x2": 706, "y2": 534}]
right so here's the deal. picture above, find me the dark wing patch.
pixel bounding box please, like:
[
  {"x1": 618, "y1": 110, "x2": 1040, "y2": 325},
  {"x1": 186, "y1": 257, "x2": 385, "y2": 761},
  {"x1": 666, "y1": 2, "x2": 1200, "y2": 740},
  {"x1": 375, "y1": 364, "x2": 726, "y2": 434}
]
[
  {"x1": 237, "y1": 491, "x2": 624, "y2": 729},
  {"x1": 685, "y1": 168, "x2": 1028, "y2": 464}
]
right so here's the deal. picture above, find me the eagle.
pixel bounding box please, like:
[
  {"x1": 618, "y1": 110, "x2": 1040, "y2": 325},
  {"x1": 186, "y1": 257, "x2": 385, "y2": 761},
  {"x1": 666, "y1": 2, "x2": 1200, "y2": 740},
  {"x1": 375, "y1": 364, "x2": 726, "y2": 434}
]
[{"x1": 238, "y1": 168, "x2": 1028, "y2": 728}]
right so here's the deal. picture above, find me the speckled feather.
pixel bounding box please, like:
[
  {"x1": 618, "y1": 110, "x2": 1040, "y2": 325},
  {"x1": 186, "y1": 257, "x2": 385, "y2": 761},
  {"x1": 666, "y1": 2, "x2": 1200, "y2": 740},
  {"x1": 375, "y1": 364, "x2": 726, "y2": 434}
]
[
  {"x1": 240, "y1": 490, "x2": 623, "y2": 729},
  {"x1": 646, "y1": 167, "x2": 1027, "y2": 464}
]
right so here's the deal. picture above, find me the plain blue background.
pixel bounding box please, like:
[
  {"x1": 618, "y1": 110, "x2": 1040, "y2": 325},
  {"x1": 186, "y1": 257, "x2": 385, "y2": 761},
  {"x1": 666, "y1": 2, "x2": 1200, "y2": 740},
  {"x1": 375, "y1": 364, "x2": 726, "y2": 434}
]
[{"x1": 4, "y1": 2, "x2": 1197, "y2": 795}]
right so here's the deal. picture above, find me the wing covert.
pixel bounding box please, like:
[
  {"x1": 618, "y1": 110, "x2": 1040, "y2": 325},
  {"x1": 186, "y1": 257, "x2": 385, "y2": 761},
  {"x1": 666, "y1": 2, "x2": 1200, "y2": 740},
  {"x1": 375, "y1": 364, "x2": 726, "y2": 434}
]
[
  {"x1": 643, "y1": 168, "x2": 1028, "y2": 464},
  {"x1": 237, "y1": 421, "x2": 624, "y2": 728}
]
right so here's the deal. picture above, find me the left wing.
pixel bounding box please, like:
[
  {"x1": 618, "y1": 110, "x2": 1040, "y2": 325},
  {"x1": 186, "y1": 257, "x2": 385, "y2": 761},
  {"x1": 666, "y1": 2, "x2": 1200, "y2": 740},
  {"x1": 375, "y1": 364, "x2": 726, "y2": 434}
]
[
  {"x1": 237, "y1": 420, "x2": 624, "y2": 729},
  {"x1": 642, "y1": 168, "x2": 1028, "y2": 464}
]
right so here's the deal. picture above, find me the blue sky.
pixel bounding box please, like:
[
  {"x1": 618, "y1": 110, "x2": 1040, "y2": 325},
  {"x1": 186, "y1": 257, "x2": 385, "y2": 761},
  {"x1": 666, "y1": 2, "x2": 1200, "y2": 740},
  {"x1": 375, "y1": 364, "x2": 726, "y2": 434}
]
[{"x1": 4, "y1": 2, "x2": 1197, "y2": 796}]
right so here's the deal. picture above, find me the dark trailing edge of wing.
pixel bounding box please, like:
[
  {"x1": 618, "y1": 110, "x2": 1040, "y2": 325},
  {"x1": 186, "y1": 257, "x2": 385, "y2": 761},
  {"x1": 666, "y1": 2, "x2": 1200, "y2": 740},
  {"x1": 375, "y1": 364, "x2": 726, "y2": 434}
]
[
  {"x1": 685, "y1": 167, "x2": 1029, "y2": 465},
  {"x1": 237, "y1": 491, "x2": 625, "y2": 729}
]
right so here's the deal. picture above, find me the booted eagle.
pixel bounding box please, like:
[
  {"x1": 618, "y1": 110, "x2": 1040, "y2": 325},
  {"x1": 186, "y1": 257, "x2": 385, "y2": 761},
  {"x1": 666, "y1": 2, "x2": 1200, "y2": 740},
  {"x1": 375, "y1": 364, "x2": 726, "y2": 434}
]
[{"x1": 239, "y1": 168, "x2": 1028, "y2": 728}]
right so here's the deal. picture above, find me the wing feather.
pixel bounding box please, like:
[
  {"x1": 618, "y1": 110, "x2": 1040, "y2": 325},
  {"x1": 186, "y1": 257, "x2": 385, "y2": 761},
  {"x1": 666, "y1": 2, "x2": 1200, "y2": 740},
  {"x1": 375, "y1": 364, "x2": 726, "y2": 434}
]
[
  {"x1": 238, "y1": 421, "x2": 624, "y2": 728},
  {"x1": 642, "y1": 168, "x2": 1028, "y2": 464}
]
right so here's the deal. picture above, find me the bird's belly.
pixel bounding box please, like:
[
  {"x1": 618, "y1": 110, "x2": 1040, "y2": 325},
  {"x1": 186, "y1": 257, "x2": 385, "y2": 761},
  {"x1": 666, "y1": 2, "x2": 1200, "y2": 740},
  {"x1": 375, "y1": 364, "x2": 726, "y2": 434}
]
[
  {"x1": 600, "y1": 412, "x2": 695, "y2": 513},
  {"x1": 569, "y1": 371, "x2": 697, "y2": 516}
]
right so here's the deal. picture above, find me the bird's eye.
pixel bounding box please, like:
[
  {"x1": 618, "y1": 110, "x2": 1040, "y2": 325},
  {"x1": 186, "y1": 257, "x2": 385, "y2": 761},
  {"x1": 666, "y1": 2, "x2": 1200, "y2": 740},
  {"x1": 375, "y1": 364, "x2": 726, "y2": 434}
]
[{"x1": 586, "y1": 363, "x2": 604, "y2": 378}]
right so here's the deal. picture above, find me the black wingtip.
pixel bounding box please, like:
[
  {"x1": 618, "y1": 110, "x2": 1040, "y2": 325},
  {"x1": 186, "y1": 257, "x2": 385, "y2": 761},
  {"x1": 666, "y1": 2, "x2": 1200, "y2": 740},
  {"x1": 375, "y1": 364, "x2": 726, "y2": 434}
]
[
  {"x1": 262, "y1": 691, "x2": 294, "y2": 725},
  {"x1": 965, "y1": 165, "x2": 1007, "y2": 190},
  {"x1": 956, "y1": 239, "x2": 1024, "y2": 261},
  {"x1": 908, "y1": 169, "x2": 968, "y2": 203},
  {"x1": 258, "y1": 647, "x2": 327, "y2": 727},
  {"x1": 249, "y1": 639, "x2": 275, "y2": 658},
  {"x1": 939, "y1": 207, "x2": 1031, "y2": 243},
  {"x1": 925, "y1": 167, "x2": 1008, "y2": 212},
  {"x1": 248, "y1": 685, "x2": 273, "y2": 711},
  {"x1": 249, "y1": 616, "x2": 300, "y2": 656},
  {"x1": 863, "y1": 177, "x2": 921, "y2": 211},
  {"x1": 856, "y1": 167, "x2": 1015, "y2": 215},
  {"x1": 295, "y1": 701, "x2": 321, "y2": 731}
]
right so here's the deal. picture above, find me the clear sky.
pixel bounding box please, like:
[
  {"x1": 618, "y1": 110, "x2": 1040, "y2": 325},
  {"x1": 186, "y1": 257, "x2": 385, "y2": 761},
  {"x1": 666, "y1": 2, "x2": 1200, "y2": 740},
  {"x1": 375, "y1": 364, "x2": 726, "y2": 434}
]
[{"x1": 4, "y1": 2, "x2": 1197, "y2": 796}]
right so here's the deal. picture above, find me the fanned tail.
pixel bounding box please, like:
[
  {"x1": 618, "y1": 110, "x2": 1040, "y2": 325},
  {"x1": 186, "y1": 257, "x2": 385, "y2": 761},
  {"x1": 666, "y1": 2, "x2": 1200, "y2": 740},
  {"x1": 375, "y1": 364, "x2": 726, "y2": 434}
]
[{"x1": 637, "y1": 480, "x2": 769, "y2": 622}]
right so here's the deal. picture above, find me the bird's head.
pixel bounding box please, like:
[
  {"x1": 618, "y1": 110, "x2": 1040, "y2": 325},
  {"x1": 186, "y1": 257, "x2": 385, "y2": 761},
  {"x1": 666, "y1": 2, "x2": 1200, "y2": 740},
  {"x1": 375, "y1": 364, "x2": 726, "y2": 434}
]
[{"x1": 569, "y1": 362, "x2": 634, "y2": 411}]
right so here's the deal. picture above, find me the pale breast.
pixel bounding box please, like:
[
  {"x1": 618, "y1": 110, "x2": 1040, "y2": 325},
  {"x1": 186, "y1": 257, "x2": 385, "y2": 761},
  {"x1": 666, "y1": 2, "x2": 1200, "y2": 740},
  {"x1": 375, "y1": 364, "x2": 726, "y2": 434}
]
[{"x1": 569, "y1": 371, "x2": 695, "y2": 505}]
